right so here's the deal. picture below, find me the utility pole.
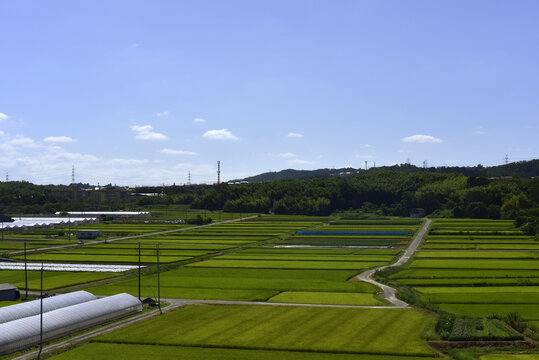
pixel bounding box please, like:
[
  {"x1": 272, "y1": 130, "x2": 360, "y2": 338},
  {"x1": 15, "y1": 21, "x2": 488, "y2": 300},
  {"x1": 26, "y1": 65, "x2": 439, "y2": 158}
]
[
  {"x1": 156, "y1": 244, "x2": 162, "y2": 314},
  {"x1": 138, "y1": 242, "x2": 141, "y2": 301},
  {"x1": 24, "y1": 241, "x2": 28, "y2": 300},
  {"x1": 37, "y1": 263, "x2": 43, "y2": 360}
]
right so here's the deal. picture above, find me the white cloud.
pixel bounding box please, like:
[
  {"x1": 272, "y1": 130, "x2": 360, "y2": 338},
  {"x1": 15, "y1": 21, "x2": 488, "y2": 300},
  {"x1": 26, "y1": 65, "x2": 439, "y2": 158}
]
[
  {"x1": 194, "y1": 118, "x2": 206, "y2": 123},
  {"x1": 107, "y1": 158, "x2": 149, "y2": 165},
  {"x1": 202, "y1": 129, "x2": 238, "y2": 140},
  {"x1": 131, "y1": 125, "x2": 167, "y2": 141},
  {"x1": 156, "y1": 111, "x2": 169, "y2": 117},
  {"x1": 0, "y1": 130, "x2": 4, "y2": 136},
  {"x1": 9, "y1": 135, "x2": 37, "y2": 148},
  {"x1": 287, "y1": 132, "x2": 304, "y2": 138},
  {"x1": 402, "y1": 134, "x2": 443, "y2": 143},
  {"x1": 278, "y1": 152, "x2": 296, "y2": 158},
  {"x1": 43, "y1": 136, "x2": 75, "y2": 143},
  {"x1": 364, "y1": 144, "x2": 371, "y2": 148},
  {"x1": 289, "y1": 159, "x2": 316, "y2": 165},
  {"x1": 161, "y1": 148, "x2": 197, "y2": 156},
  {"x1": 0, "y1": 112, "x2": 8, "y2": 121}
]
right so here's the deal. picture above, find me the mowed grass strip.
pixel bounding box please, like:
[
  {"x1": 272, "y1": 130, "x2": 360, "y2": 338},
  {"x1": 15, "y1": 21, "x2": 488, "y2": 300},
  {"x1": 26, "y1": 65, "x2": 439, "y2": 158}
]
[
  {"x1": 187, "y1": 259, "x2": 385, "y2": 270},
  {"x1": 88, "y1": 267, "x2": 378, "y2": 300},
  {"x1": 13, "y1": 253, "x2": 193, "y2": 264},
  {"x1": 215, "y1": 254, "x2": 396, "y2": 262},
  {"x1": 0, "y1": 270, "x2": 119, "y2": 291},
  {"x1": 414, "y1": 250, "x2": 539, "y2": 259},
  {"x1": 268, "y1": 291, "x2": 385, "y2": 306},
  {"x1": 96, "y1": 305, "x2": 436, "y2": 356},
  {"x1": 390, "y1": 269, "x2": 539, "y2": 279},
  {"x1": 410, "y1": 259, "x2": 539, "y2": 270},
  {"x1": 416, "y1": 286, "x2": 539, "y2": 304},
  {"x1": 48, "y1": 343, "x2": 440, "y2": 360},
  {"x1": 437, "y1": 303, "x2": 539, "y2": 321}
]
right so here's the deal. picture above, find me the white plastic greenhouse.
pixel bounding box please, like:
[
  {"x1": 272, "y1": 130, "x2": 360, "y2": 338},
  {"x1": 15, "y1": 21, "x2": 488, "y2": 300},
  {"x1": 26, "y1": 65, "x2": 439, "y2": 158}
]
[
  {"x1": 0, "y1": 293, "x2": 142, "y2": 355},
  {"x1": 0, "y1": 290, "x2": 97, "y2": 324}
]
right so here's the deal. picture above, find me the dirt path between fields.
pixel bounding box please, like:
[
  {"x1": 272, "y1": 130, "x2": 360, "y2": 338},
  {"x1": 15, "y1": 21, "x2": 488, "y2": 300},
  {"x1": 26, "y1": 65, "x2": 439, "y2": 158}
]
[{"x1": 350, "y1": 218, "x2": 432, "y2": 308}]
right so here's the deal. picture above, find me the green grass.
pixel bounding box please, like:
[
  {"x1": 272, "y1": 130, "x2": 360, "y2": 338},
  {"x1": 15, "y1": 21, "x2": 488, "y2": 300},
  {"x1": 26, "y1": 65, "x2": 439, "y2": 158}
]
[
  {"x1": 435, "y1": 303, "x2": 539, "y2": 321},
  {"x1": 88, "y1": 267, "x2": 378, "y2": 300},
  {"x1": 267, "y1": 291, "x2": 385, "y2": 306},
  {"x1": 95, "y1": 305, "x2": 436, "y2": 356},
  {"x1": 416, "y1": 286, "x2": 539, "y2": 304},
  {"x1": 12, "y1": 253, "x2": 193, "y2": 264},
  {"x1": 414, "y1": 250, "x2": 539, "y2": 259},
  {"x1": 480, "y1": 354, "x2": 539, "y2": 360},
  {"x1": 410, "y1": 259, "x2": 539, "y2": 270},
  {"x1": 0, "y1": 270, "x2": 120, "y2": 291},
  {"x1": 187, "y1": 259, "x2": 386, "y2": 270},
  {"x1": 48, "y1": 343, "x2": 440, "y2": 360}
]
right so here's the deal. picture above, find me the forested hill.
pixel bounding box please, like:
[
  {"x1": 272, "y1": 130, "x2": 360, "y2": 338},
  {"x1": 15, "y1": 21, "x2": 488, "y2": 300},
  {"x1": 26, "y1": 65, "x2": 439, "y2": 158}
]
[{"x1": 236, "y1": 159, "x2": 539, "y2": 183}]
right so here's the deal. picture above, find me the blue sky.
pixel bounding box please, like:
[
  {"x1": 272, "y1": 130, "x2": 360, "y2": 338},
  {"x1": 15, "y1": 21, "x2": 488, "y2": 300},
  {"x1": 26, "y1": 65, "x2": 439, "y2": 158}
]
[{"x1": 0, "y1": 0, "x2": 537, "y2": 185}]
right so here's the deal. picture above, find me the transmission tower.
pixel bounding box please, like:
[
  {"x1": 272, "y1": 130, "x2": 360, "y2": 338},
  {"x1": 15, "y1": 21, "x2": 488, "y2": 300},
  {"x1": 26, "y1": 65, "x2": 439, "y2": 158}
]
[
  {"x1": 364, "y1": 161, "x2": 367, "y2": 170},
  {"x1": 505, "y1": 154, "x2": 509, "y2": 165},
  {"x1": 423, "y1": 160, "x2": 428, "y2": 169},
  {"x1": 5, "y1": 172, "x2": 8, "y2": 182},
  {"x1": 71, "y1": 165, "x2": 75, "y2": 184},
  {"x1": 217, "y1": 161, "x2": 221, "y2": 185},
  {"x1": 187, "y1": 171, "x2": 191, "y2": 186}
]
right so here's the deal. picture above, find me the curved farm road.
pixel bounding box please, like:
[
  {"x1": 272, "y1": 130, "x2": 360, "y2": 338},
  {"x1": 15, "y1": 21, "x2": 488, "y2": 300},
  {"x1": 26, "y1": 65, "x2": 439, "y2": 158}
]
[{"x1": 351, "y1": 218, "x2": 432, "y2": 308}]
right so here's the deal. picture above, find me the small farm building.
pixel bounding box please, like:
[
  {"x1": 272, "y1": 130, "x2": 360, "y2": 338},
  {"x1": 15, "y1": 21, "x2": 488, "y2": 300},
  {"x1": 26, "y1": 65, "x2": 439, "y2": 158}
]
[
  {"x1": 410, "y1": 208, "x2": 426, "y2": 218},
  {"x1": 77, "y1": 230, "x2": 102, "y2": 239},
  {"x1": 0, "y1": 293, "x2": 142, "y2": 355},
  {"x1": 0, "y1": 284, "x2": 19, "y2": 301}
]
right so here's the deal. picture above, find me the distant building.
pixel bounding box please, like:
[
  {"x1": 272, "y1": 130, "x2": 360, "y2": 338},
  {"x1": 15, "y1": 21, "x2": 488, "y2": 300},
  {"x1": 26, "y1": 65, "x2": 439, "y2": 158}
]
[
  {"x1": 0, "y1": 284, "x2": 20, "y2": 301},
  {"x1": 410, "y1": 208, "x2": 426, "y2": 218},
  {"x1": 77, "y1": 230, "x2": 102, "y2": 239}
]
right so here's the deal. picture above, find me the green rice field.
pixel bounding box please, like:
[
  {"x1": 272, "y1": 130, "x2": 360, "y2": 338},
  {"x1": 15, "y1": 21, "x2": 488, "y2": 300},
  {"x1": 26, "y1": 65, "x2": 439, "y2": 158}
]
[
  {"x1": 94, "y1": 305, "x2": 437, "y2": 357},
  {"x1": 48, "y1": 343, "x2": 440, "y2": 360}
]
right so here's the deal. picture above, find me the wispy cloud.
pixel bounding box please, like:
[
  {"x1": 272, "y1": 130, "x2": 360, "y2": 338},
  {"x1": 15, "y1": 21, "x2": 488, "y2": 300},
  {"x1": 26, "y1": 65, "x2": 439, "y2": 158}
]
[
  {"x1": 107, "y1": 158, "x2": 149, "y2": 165},
  {"x1": 194, "y1": 118, "x2": 206, "y2": 123},
  {"x1": 364, "y1": 144, "x2": 371, "y2": 148},
  {"x1": 278, "y1": 152, "x2": 296, "y2": 158},
  {"x1": 131, "y1": 125, "x2": 167, "y2": 141},
  {"x1": 402, "y1": 134, "x2": 443, "y2": 143},
  {"x1": 289, "y1": 159, "x2": 316, "y2": 165},
  {"x1": 9, "y1": 135, "x2": 38, "y2": 148},
  {"x1": 160, "y1": 148, "x2": 197, "y2": 156},
  {"x1": 0, "y1": 112, "x2": 8, "y2": 121},
  {"x1": 43, "y1": 136, "x2": 75, "y2": 143},
  {"x1": 156, "y1": 111, "x2": 169, "y2": 117},
  {"x1": 0, "y1": 130, "x2": 4, "y2": 136},
  {"x1": 287, "y1": 132, "x2": 304, "y2": 138},
  {"x1": 355, "y1": 154, "x2": 374, "y2": 159},
  {"x1": 202, "y1": 129, "x2": 238, "y2": 140}
]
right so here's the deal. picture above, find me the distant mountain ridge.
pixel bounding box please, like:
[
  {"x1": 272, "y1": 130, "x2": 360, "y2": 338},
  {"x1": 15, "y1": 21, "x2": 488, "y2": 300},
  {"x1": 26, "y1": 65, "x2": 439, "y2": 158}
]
[{"x1": 233, "y1": 159, "x2": 539, "y2": 183}]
